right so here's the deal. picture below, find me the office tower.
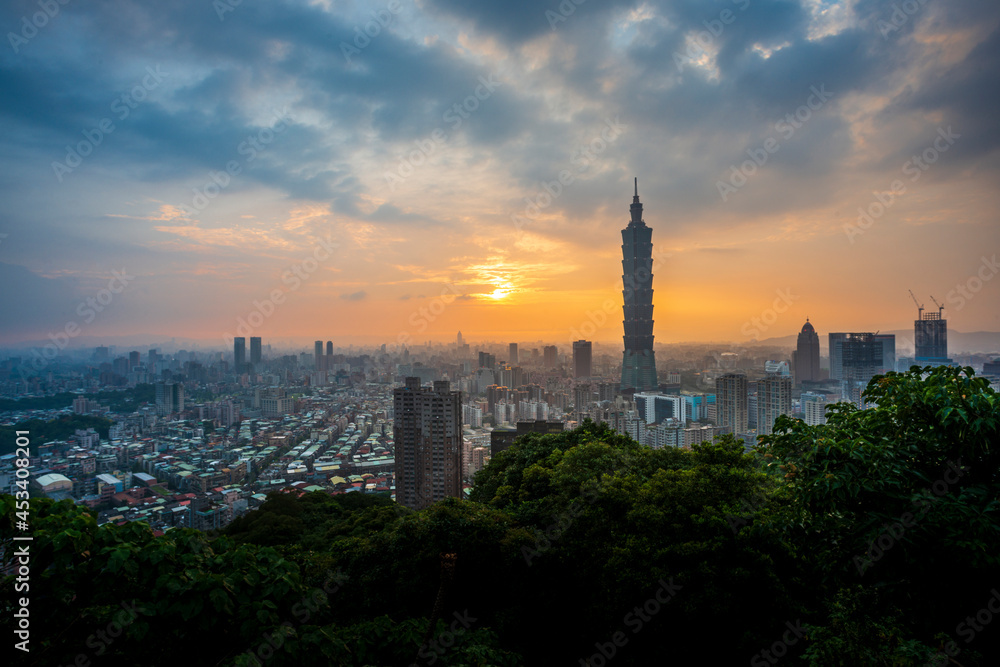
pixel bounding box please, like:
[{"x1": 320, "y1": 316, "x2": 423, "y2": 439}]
[
  {"x1": 155, "y1": 381, "x2": 184, "y2": 416},
  {"x1": 478, "y1": 351, "x2": 497, "y2": 369},
  {"x1": 128, "y1": 351, "x2": 140, "y2": 370},
  {"x1": 393, "y1": 378, "x2": 463, "y2": 510},
  {"x1": 828, "y1": 333, "x2": 846, "y2": 380},
  {"x1": 793, "y1": 319, "x2": 820, "y2": 384},
  {"x1": 757, "y1": 374, "x2": 792, "y2": 436},
  {"x1": 95, "y1": 346, "x2": 110, "y2": 361},
  {"x1": 830, "y1": 333, "x2": 896, "y2": 386},
  {"x1": 620, "y1": 178, "x2": 658, "y2": 392},
  {"x1": 233, "y1": 338, "x2": 246, "y2": 372},
  {"x1": 250, "y1": 337, "x2": 262, "y2": 368},
  {"x1": 543, "y1": 345, "x2": 558, "y2": 368},
  {"x1": 457, "y1": 331, "x2": 463, "y2": 346},
  {"x1": 573, "y1": 340, "x2": 592, "y2": 378},
  {"x1": 326, "y1": 341, "x2": 333, "y2": 357},
  {"x1": 634, "y1": 393, "x2": 685, "y2": 425},
  {"x1": 841, "y1": 333, "x2": 882, "y2": 408},
  {"x1": 914, "y1": 301, "x2": 948, "y2": 361},
  {"x1": 873, "y1": 334, "x2": 896, "y2": 375},
  {"x1": 314, "y1": 341, "x2": 323, "y2": 370},
  {"x1": 715, "y1": 373, "x2": 748, "y2": 434},
  {"x1": 801, "y1": 393, "x2": 827, "y2": 426},
  {"x1": 509, "y1": 343, "x2": 519, "y2": 366}
]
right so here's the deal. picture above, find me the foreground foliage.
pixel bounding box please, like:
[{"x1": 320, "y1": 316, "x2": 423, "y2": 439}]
[{"x1": 2, "y1": 366, "x2": 997, "y2": 665}]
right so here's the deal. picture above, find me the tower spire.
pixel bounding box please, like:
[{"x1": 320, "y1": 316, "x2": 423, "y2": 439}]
[{"x1": 629, "y1": 176, "x2": 643, "y2": 225}]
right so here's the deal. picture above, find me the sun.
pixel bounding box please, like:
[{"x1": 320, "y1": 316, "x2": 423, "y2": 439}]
[{"x1": 487, "y1": 285, "x2": 513, "y2": 300}]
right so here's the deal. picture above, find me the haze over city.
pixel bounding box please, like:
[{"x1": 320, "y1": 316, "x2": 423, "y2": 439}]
[{"x1": 2, "y1": 0, "x2": 998, "y2": 348}]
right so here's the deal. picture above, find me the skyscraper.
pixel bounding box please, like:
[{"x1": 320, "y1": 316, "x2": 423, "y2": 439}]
[
  {"x1": 250, "y1": 336, "x2": 262, "y2": 368},
  {"x1": 393, "y1": 378, "x2": 463, "y2": 510},
  {"x1": 621, "y1": 179, "x2": 658, "y2": 392},
  {"x1": 508, "y1": 342, "x2": 519, "y2": 365},
  {"x1": 830, "y1": 332, "x2": 895, "y2": 392},
  {"x1": 841, "y1": 333, "x2": 882, "y2": 408},
  {"x1": 914, "y1": 303, "x2": 948, "y2": 362},
  {"x1": 543, "y1": 345, "x2": 558, "y2": 368},
  {"x1": 326, "y1": 341, "x2": 333, "y2": 356},
  {"x1": 716, "y1": 373, "x2": 748, "y2": 435},
  {"x1": 573, "y1": 340, "x2": 592, "y2": 378},
  {"x1": 757, "y1": 374, "x2": 792, "y2": 436},
  {"x1": 233, "y1": 338, "x2": 246, "y2": 372},
  {"x1": 155, "y1": 381, "x2": 184, "y2": 416},
  {"x1": 793, "y1": 319, "x2": 820, "y2": 384},
  {"x1": 314, "y1": 341, "x2": 323, "y2": 370}
]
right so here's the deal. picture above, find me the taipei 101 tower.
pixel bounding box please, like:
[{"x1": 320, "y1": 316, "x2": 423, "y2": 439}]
[{"x1": 620, "y1": 178, "x2": 658, "y2": 392}]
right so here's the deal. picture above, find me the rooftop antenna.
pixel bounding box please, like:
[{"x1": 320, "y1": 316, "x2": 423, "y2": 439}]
[{"x1": 634, "y1": 177, "x2": 638, "y2": 197}]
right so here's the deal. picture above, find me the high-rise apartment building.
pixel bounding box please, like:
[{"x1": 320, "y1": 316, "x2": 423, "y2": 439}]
[
  {"x1": 573, "y1": 340, "x2": 592, "y2": 378},
  {"x1": 757, "y1": 374, "x2": 792, "y2": 436},
  {"x1": 620, "y1": 179, "x2": 658, "y2": 392},
  {"x1": 314, "y1": 341, "x2": 323, "y2": 370},
  {"x1": 233, "y1": 338, "x2": 246, "y2": 373},
  {"x1": 508, "y1": 343, "x2": 519, "y2": 366},
  {"x1": 155, "y1": 381, "x2": 184, "y2": 416},
  {"x1": 250, "y1": 337, "x2": 262, "y2": 368},
  {"x1": 128, "y1": 350, "x2": 140, "y2": 370},
  {"x1": 793, "y1": 319, "x2": 820, "y2": 384},
  {"x1": 543, "y1": 345, "x2": 558, "y2": 368},
  {"x1": 393, "y1": 378, "x2": 463, "y2": 510},
  {"x1": 715, "y1": 373, "x2": 748, "y2": 434}
]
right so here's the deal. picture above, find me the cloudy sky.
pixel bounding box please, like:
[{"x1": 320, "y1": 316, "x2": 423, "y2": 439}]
[{"x1": 1, "y1": 0, "x2": 998, "y2": 350}]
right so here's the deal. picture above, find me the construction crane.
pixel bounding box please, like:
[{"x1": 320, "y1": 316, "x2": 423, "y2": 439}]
[
  {"x1": 908, "y1": 289, "x2": 924, "y2": 319},
  {"x1": 929, "y1": 295, "x2": 945, "y2": 317}
]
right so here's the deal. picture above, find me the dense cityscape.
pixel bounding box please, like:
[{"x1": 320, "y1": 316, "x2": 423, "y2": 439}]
[
  {"x1": 3, "y1": 185, "x2": 997, "y2": 532},
  {"x1": 3, "y1": 0, "x2": 999, "y2": 665}
]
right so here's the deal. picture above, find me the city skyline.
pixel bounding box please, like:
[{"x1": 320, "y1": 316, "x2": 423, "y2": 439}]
[{"x1": 2, "y1": 1, "x2": 998, "y2": 348}]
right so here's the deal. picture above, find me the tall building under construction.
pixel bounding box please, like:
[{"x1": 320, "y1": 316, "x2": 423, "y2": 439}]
[{"x1": 915, "y1": 307, "x2": 948, "y2": 362}]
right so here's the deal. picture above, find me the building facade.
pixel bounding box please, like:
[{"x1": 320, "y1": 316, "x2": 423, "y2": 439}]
[
  {"x1": 250, "y1": 337, "x2": 262, "y2": 368},
  {"x1": 573, "y1": 340, "x2": 592, "y2": 378},
  {"x1": 756, "y1": 374, "x2": 792, "y2": 436},
  {"x1": 233, "y1": 337, "x2": 246, "y2": 373},
  {"x1": 715, "y1": 373, "x2": 748, "y2": 435},
  {"x1": 393, "y1": 378, "x2": 463, "y2": 510}
]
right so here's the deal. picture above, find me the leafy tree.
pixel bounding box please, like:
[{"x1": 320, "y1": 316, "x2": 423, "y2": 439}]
[{"x1": 758, "y1": 366, "x2": 1000, "y2": 663}]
